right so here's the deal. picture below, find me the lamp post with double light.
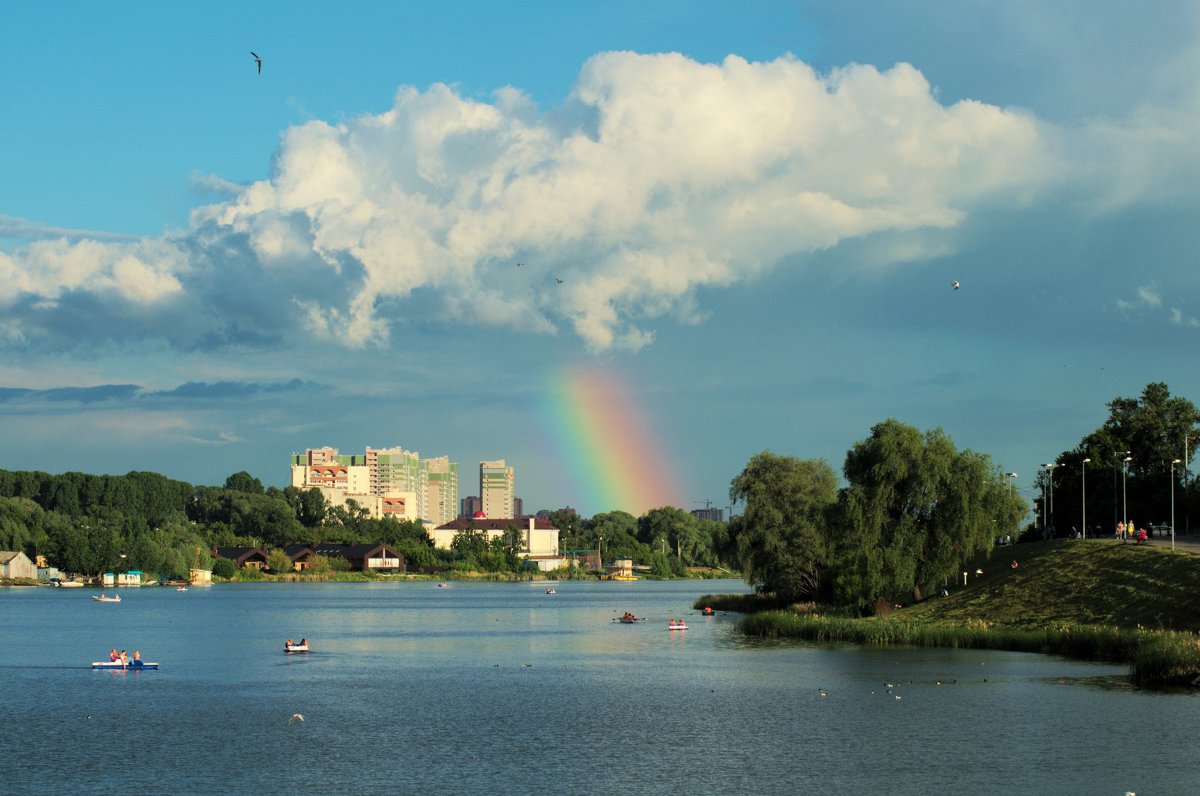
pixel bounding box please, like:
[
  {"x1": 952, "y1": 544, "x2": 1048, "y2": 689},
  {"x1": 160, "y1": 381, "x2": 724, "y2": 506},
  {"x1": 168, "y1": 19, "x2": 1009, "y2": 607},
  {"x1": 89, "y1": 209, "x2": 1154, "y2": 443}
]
[
  {"x1": 1043, "y1": 463, "x2": 1058, "y2": 537},
  {"x1": 1120, "y1": 453, "x2": 1132, "y2": 536},
  {"x1": 1081, "y1": 458, "x2": 1091, "y2": 539},
  {"x1": 1171, "y1": 458, "x2": 1182, "y2": 551}
]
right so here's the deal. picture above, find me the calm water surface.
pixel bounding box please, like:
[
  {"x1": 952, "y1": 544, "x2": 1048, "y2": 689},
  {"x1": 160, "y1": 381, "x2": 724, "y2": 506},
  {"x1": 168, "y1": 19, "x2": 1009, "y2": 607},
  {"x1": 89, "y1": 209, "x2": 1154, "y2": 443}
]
[{"x1": 1, "y1": 579, "x2": 1197, "y2": 795}]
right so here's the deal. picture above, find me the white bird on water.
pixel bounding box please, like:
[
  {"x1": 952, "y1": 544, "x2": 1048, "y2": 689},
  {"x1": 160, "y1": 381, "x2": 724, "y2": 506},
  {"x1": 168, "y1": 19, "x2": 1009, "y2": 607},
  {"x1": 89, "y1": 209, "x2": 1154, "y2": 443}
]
[
  {"x1": 951, "y1": 280, "x2": 960, "y2": 290},
  {"x1": 289, "y1": 713, "x2": 304, "y2": 725}
]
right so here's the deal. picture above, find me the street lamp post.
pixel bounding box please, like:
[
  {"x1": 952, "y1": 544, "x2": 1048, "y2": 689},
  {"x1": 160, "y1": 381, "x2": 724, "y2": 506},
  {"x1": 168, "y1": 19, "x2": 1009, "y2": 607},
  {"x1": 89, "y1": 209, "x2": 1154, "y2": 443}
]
[
  {"x1": 1121, "y1": 453, "x2": 1132, "y2": 537},
  {"x1": 1043, "y1": 463, "x2": 1058, "y2": 537},
  {"x1": 1171, "y1": 458, "x2": 1183, "y2": 551},
  {"x1": 1081, "y1": 458, "x2": 1091, "y2": 540}
]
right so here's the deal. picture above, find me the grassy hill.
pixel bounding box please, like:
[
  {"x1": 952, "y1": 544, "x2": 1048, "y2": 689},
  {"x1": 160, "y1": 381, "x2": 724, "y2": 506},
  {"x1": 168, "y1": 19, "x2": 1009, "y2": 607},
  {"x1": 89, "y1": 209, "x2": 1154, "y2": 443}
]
[{"x1": 902, "y1": 539, "x2": 1200, "y2": 632}]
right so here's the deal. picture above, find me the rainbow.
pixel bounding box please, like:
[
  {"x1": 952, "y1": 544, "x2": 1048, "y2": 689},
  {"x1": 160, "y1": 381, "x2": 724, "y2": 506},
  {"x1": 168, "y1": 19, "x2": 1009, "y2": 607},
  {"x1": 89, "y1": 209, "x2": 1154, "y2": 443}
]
[{"x1": 548, "y1": 366, "x2": 683, "y2": 516}]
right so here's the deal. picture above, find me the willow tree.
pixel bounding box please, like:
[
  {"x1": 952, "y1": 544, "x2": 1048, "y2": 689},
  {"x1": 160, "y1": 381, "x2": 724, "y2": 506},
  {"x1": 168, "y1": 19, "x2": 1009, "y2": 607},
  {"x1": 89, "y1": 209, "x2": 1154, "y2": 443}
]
[
  {"x1": 832, "y1": 420, "x2": 1025, "y2": 610},
  {"x1": 727, "y1": 451, "x2": 838, "y2": 602}
]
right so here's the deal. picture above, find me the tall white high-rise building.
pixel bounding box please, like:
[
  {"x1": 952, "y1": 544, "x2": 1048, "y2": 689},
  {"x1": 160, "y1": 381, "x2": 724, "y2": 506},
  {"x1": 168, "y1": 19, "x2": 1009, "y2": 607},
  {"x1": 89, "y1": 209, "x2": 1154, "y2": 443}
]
[
  {"x1": 422, "y1": 455, "x2": 459, "y2": 526},
  {"x1": 479, "y1": 459, "x2": 514, "y2": 519}
]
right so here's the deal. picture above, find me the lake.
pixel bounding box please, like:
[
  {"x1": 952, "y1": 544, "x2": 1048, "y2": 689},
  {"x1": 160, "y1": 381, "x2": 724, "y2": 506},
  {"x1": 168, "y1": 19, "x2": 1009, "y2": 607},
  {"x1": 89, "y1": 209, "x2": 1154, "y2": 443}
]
[{"x1": 1, "y1": 579, "x2": 1196, "y2": 795}]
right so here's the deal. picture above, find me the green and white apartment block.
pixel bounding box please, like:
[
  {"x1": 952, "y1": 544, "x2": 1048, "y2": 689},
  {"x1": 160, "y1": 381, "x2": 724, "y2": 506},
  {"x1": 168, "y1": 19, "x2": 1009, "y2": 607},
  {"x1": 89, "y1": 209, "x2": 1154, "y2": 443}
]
[
  {"x1": 290, "y1": 446, "x2": 460, "y2": 527},
  {"x1": 479, "y1": 459, "x2": 515, "y2": 520}
]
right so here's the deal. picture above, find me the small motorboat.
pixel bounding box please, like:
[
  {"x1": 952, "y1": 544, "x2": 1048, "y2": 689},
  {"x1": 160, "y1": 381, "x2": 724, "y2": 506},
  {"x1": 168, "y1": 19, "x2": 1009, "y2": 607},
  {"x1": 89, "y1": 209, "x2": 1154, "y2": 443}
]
[
  {"x1": 437, "y1": 582, "x2": 449, "y2": 588},
  {"x1": 176, "y1": 586, "x2": 188, "y2": 592},
  {"x1": 92, "y1": 660, "x2": 158, "y2": 670},
  {"x1": 667, "y1": 620, "x2": 689, "y2": 631},
  {"x1": 92, "y1": 594, "x2": 121, "y2": 602},
  {"x1": 545, "y1": 587, "x2": 556, "y2": 594},
  {"x1": 285, "y1": 641, "x2": 310, "y2": 653}
]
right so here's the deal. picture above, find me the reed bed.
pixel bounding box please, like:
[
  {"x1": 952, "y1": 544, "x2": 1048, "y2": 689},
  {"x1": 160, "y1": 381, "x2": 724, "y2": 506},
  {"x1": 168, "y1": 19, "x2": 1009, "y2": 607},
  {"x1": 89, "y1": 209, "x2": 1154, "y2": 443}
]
[{"x1": 739, "y1": 609, "x2": 1200, "y2": 687}]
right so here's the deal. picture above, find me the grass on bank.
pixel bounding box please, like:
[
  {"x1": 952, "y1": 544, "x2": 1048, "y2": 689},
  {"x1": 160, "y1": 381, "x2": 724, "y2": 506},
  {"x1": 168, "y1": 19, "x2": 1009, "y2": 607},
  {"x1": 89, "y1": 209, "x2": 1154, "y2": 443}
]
[{"x1": 697, "y1": 540, "x2": 1200, "y2": 687}]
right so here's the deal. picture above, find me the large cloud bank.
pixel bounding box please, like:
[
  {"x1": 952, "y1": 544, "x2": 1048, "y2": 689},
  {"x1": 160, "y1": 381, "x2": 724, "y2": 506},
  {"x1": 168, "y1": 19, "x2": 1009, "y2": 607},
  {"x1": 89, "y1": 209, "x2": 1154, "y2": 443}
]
[{"x1": 3, "y1": 52, "x2": 1050, "y2": 353}]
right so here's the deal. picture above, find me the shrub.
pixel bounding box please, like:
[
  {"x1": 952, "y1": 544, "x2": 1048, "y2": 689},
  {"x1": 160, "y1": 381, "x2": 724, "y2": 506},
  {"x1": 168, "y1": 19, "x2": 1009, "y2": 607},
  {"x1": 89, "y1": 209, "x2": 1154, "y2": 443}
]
[{"x1": 211, "y1": 557, "x2": 236, "y2": 579}]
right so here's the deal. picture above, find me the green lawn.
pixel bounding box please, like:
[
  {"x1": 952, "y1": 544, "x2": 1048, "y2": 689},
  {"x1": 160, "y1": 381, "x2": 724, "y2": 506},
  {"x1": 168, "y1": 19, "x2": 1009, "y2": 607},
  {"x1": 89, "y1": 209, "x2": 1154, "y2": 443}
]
[{"x1": 902, "y1": 539, "x2": 1200, "y2": 632}]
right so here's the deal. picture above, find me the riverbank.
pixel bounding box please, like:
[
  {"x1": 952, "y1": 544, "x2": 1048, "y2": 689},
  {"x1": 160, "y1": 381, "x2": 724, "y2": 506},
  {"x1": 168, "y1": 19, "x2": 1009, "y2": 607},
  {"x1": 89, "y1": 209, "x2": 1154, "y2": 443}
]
[{"x1": 697, "y1": 539, "x2": 1200, "y2": 687}]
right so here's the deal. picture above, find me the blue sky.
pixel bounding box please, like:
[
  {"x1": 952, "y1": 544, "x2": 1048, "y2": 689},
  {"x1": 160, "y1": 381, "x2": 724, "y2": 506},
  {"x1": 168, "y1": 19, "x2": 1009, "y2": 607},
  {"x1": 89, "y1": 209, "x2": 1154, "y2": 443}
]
[{"x1": 3, "y1": 1, "x2": 1199, "y2": 517}]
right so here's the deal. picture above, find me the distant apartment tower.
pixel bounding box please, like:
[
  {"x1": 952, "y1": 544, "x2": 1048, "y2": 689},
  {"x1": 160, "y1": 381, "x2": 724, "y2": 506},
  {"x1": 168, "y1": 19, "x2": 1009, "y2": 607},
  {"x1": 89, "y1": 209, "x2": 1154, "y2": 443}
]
[
  {"x1": 422, "y1": 455, "x2": 459, "y2": 527},
  {"x1": 460, "y1": 495, "x2": 482, "y2": 518},
  {"x1": 480, "y1": 459, "x2": 514, "y2": 519},
  {"x1": 691, "y1": 507, "x2": 725, "y2": 522}
]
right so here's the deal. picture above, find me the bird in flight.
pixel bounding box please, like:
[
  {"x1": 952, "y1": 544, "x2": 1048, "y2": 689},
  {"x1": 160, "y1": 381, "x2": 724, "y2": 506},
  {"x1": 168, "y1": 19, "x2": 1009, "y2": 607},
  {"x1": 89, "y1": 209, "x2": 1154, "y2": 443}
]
[
  {"x1": 251, "y1": 52, "x2": 263, "y2": 75},
  {"x1": 555, "y1": 277, "x2": 564, "y2": 284},
  {"x1": 951, "y1": 280, "x2": 960, "y2": 290}
]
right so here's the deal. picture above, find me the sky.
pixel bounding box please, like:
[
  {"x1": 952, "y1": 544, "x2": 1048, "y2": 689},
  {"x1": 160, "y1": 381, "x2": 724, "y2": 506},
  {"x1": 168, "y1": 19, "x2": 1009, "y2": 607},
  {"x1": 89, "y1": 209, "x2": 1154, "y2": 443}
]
[{"x1": 3, "y1": 1, "x2": 1200, "y2": 518}]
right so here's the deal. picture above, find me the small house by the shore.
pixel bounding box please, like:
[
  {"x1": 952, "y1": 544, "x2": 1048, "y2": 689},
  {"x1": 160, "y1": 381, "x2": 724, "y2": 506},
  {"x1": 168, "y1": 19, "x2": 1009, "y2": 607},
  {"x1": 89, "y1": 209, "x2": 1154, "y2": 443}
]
[
  {"x1": 308, "y1": 543, "x2": 404, "y2": 572},
  {"x1": 211, "y1": 546, "x2": 269, "y2": 570},
  {"x1": 0, "y1": 551, "x2": 36, "y2": 579},
  {"x1": 282, "y1": 544, "x2": 317, "y2": 571},
  {"x1": 117, "y1": 570, "x2": 143, "y2": 587}
]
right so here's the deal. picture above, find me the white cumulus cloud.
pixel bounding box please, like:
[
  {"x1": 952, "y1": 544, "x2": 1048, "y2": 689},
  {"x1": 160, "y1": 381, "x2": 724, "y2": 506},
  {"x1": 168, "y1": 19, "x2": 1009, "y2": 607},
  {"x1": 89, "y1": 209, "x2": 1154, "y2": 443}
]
[{"x1": 4, "y1": 51, "x2": 1062, "y2": 352}]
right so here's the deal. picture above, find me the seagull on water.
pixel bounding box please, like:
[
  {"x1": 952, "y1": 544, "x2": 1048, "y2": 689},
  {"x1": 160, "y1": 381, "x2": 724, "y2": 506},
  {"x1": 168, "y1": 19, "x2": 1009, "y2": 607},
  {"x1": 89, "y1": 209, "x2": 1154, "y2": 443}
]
[
  {"x1": 251, "y1": 52, "x2": 263, "y2": 74},
  {"x1": 289, "y1": 713, "x2": 304, "y2": 725},
  {"x1": 951, "y1": 280, "x2": 960, "y2": 290}
]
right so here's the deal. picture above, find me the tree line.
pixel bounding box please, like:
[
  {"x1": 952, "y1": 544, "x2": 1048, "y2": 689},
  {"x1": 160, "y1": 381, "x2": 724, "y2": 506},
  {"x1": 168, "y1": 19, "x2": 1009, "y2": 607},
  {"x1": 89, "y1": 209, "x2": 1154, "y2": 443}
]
[
  {"x1": 0, "y1": 468, "x2": 736, "y2": 579},
  {"x1": 721, "y1": 382, "x2": 1200, "y2": 613}
]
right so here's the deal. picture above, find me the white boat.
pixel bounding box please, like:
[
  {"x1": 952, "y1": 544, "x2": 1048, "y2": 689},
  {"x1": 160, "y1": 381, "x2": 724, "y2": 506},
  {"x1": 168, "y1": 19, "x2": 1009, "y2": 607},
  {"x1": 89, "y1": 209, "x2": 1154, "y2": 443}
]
[
  {"x1": 285, "y1": 642, "x2": 310, "y2": 653},
  {"x1": 545, "y1": 587, "x2": 556, "y2": 594},
  {"x1": 667, "y1": 621, "x2": 689, "y2": 631},
  {"x1": 176, "y1": 587, "x2": 188, "y2": 592},
  {"x1": 92, "y1": 595, "x2": 121, "y2": 602}
]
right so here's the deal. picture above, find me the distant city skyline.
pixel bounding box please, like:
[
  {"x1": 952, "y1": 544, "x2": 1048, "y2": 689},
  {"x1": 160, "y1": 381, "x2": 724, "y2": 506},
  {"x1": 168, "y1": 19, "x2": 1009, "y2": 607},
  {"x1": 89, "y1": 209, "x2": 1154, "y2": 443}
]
[{"x1": 3, "y1": 3, "x2": 1199, "y2": 517}]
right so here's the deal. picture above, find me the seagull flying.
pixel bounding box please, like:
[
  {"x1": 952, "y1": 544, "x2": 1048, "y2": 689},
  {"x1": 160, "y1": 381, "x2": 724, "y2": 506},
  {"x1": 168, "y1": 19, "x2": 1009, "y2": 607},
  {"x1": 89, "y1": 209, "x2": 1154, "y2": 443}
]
[
  {"x1": 251, "y1": 52, "x2": 263, "y2": 75},
  {"x1": 555, "y1": 277, "x2": 564, "y2": 284},
  {"x1": 951, "y1": 280, "x2": 960, "y2": 290}
]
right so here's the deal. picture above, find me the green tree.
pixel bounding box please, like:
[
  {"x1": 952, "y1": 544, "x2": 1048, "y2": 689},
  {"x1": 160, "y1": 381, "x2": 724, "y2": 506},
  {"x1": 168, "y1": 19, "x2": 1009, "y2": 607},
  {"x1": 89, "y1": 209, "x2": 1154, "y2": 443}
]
[
  {"x1": 267, "y1": 548, "x2": 294, "y2": 573},
  {"x1": 225, "y1": 471, "x2": 265, "y2": 495},
  {"x1": 638, "y1": 507, "x2": 699, "y2": 563},
  {"x1": 727, "y1": 451, "x2": 839, "y2": 602},
  {"x1": 1062, "y1": 383, "x2": 1200, "y2": 534},
  {"x1": 212, "y1": 557, "x2": 237, "y2": 579},
  {"x1": 832, "y1": 420, "x2": 1025, "y2": 609}
]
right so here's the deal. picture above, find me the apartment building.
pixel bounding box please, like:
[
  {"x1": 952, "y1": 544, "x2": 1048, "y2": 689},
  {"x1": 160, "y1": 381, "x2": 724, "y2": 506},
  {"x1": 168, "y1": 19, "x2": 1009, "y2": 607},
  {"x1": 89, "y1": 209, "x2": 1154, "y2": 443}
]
[
  {"x1": 480, "y1": 459, "x2": 515, "y2": 519},
  {"x1": 290, "y1": 446, "x2": 457, "y2": 525}
]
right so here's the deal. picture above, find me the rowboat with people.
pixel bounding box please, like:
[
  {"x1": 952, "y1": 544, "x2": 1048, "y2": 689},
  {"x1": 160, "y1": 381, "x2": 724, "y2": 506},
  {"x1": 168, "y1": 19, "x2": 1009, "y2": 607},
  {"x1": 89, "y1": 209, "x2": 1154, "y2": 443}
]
[
  {"x1": 92, "y1": 594, "x2": 121, "y2": 602},
  {"x1": 92, "y1": 660, "x2": 158, "y2": 670},
  {"x1": 285, "y1": 638, "x2": 310, "y2": 653},
  {"x1": 667, "y1": 620, "x2": 688, "y2": 631}
]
